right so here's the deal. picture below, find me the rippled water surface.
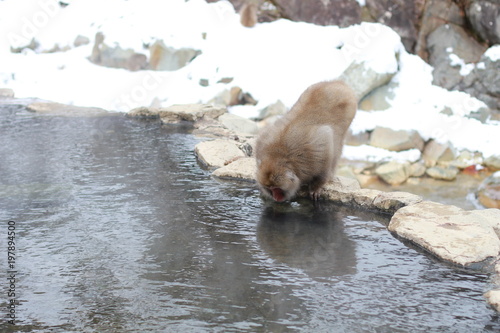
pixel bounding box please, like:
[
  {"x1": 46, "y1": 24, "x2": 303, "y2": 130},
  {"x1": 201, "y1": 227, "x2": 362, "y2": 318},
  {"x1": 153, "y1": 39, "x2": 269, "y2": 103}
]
[{"x1": 1, "y1": 104, "x2": 499, "y2": 332}]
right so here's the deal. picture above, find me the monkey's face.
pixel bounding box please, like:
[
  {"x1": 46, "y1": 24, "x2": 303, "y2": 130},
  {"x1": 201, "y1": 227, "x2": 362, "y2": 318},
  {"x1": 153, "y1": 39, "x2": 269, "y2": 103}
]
[{"x1": 256, "y1": 161, "x2": 300, "y2": 202}]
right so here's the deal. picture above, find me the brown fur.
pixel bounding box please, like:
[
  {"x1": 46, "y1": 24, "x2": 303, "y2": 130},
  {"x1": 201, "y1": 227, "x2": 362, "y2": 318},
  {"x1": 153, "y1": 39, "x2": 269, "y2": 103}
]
[
  {"x1": 255, "y1": 80, "x2": 357, "y2": 202},
  {"x1": 240, "y1": 3, "x2": 258, "y2": 28}
]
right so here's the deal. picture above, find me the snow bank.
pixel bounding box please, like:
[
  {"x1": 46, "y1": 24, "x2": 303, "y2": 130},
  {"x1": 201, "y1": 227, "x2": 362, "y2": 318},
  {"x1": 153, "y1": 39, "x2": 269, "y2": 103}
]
[{"x1": 0, "y1": 0, "x2": 498, "y2": 161}]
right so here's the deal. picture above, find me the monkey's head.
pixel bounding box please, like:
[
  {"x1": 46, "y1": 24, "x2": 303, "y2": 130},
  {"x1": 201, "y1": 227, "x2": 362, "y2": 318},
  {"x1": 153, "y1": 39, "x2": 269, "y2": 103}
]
[{"x1": 256, "y1": 159, "x2": 300, "y2": 202}]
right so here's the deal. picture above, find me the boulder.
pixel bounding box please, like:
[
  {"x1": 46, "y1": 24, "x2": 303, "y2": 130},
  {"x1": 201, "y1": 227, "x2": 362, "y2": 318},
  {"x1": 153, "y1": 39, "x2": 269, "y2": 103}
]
[
  {"x1": 477, "y1": 171, "x2": 500, "y2": 209},
  {"x1": 375, "y1": 161, "x2": 411, "y2": 185},
  {"x1": 415, "y1": 0, "x2": 464, "y2": 60},
  {"x1": 365, "y1": 0, "x2": 423, "y2": 52},
  {"x1": 90, "y1": 32, "x2": 148, "y2": 71},
  {"x1": 485, "y1": 155, "x2": 500, "y2": 170},
  {"x1": 345, "y1": 130, "x2": 371, "y2": 146},
  {"x1": 271, "y1": 0, "x2": 361, "y2": 27},
  {"x1": 427, "y1": 24, "x2": 487, "y2": 90},
  {"x1": 74, "y1": 35, "x2": 90, "y2": 47},
  {"x1": 410, "y1": 162, "x2": 426, "y2": 177},
  {"x1": 422, "y1": 140, "x2": 457, "y2": 167},
  {"x1": 459, "y1": 46, "x2": 500, "y2": 111},
  {"x1": 26, "y1": 102, "x2": 110, "y2": 117},
  {"x1": 388, "y1": 201, "x2": 500, "y2": 266},
  {"x1": 369, "y1": 126, "x2": 425, "y2": 152},
  {"x1": 372, "y1": 191, "x2": 423, "y2": 214},
  {"x1": 450, "y1": 150, "x2": 484, "y2": 169},
  {"x1": 352, "y1": 188, "x2": 384, "y2": 209},
  {"x1": 485, "y1": 290, "x2": 500, "y2": 313},
  {"x1": 127, "y1": 106, "x2": 160, "y2": 119},
  {"x1": 149, "y1": 40, "x2": 201, "y2": 71},
  {"x1": 339, "y1": 60, "x2": 397, "y2": 101},
  {"x1": 194, "y1": 139, "x2": 246, "y2": 168},
  {"x1": 258, "y1": 100, "x2": 287, "y2": 119},
  {"x1": 192, "y1": 117, "x2": 235, "y2": 139},
  {"x1": 212, "y1": 157, "x2": 257, "y2": 181},
  {"x1": 0, "y1": 88, "x2": 14, "y2": 98},
  {"x1": 467, "y1": 0, "x2": 500, "y2": 45},
  {"x1": 218, "y1": 113, "x2": 259, "y2": 135},
  {"x1": 159, "y1": 104, "x2": 227, "y2": 123},
  {"x1": 425, "y1": 165, "x2": 459, "y2": 181},
  {"x1": 358, "y1": 81, "x2": 396, "y2": 111},
  {"x1": 321, "y1": 176, "x2": 361, "y2": 203}
]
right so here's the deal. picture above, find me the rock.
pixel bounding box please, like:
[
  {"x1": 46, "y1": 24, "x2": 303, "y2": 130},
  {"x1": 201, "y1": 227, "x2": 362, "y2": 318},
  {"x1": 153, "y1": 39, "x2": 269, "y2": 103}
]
[
  {"x1": 149, "y1": 40, "x2": 201, "y2": 71},
  {"x1": 410, "y1": 162, "x2": 426, "y2": 177},
  {"x1": 321, "y1": 176, "x2": 361, "y2": 203},
  {"x1": 450, "y1": 150, "x2": 484, "y2": 169},
  {"x1": 192, "y1": 117, "x2": 235, "y2": 139},
  {"x1": 194, "y1": 139, "x2": 246, "y2": 168},
  {"x1": 485, "y1": 155, "x2": 500, "y2": 171},
  {"x1": 258, "y1": 100, "x2": 287, "y2": 119},
  {"x1": 427, "y1": 24, "x2": 487, "y2": 90},
  {"x1": 210, "y1": 89, "x2": 231, "y2": 106},
  {"x1": 415, "y1": 0, "x2": 464, "y2": 61},
  {"x1": 73, "y1": 35, "x2": 90, "y2": 47},
  {"x1": 218, "y1": 113, "x2": 259, "y2": 135},
  {"x1": 0, "y1": 88, "x2": 15, "y2": 98},
  {"x1": 159, "y1": 104, "x2": 227, "y2": 124},
  {"x1": 238, "y1": 138, "x2": 256, "y2": 157},
  {"x1": 355, "y1": 174, "x2": 379, "y2": 187},
  {"x1": 388, "y1": 201, "x2": 500, "y2": 266},
  {"x1": 352, "y1": 188, "x2": 384, "y2": 209},
  {"x1": 271, "y1": 0, "x2": 361, "y2": 27},
  {"x1": 339, "y1": 60, "x2": 397, "y2": 101},
  {"x1": 212, "y1": 157, "x2": 257, "y2": 181},
  {"x1": 336, "y1": 165, "x2": 358, "y2": 180},
  {"x1": 369, "y1": 126, "x2": 425, "y2": 152},
  {"x1": 474, "y1": 208, "x2": 500, "y2": 236},
  {"x1": 127, "y1": 106, "x2": 160, "y2": 119},
  {"x1": 485, "y1": 290, "x2": 500, "y2": 312},
  {"x1": 477, "y1": 171, "x2": 500, "y2": 209},
  {"x1": 365, "y1": 0, "x2": 423, "y2": 52},
  {"x1": 358, "y1": 81, "x2": 396, "y2": 111},
  {"x1": 459, "y1": 46, "x2": 500, "y2": 111},
  {"x1": 372, "y1": 191, "x2": 423, "y2": 214},
  {"x1": 345, "y1": 130, "x2": 370, "y2": 146},
  {"x1": 375, "y1": 161, "x2": 411, "y2": 186},
  {"x1": 26, "y1": 102, "x2": 110, "y2": 117},
  {"x1": 422, "y1": 140, "x2": 457, "y2": 167},
  {"x1": 467, "y1": 1, "x2": 500, "y2": 45},
  {"x1": 426, "y1": 165, "x2": 459, "y2": 181},
  {"x1": 90, "y1": 32, "x2": 148, "y2": 71}
]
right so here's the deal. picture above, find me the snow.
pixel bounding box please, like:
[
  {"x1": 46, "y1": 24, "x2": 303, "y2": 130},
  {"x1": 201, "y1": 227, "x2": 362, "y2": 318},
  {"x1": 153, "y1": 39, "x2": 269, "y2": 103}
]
[
  {"x1": 448, "y1": 53, "x2": 475, "y2": 76},
  {"x1": 0, "y1": 0, "x2": 499, "y2": 162},
  {"x1": 485, "y1": 45, "x2": 500, "y2": 62}
]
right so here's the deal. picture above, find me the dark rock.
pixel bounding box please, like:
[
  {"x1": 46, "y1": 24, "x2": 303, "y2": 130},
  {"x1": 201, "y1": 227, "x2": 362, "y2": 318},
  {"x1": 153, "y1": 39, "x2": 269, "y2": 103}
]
[
  {"x1": 427, "y1": 24, "x2": 487, "y2": 90},
  {"x1": 271, "y1": 0, "x2": 361, "y2": 27},
  {"x1": 415, "y1": 0, "x2": 464, "y2": 60},
  {"x1": 458, "y1": 46, "x2": 500, "y2": 111},
  {"x1": 467, "y1": 0, "x2": 500, "y2": 45},
  {"x1": 365, "y1": 0, "x2": 424, "y2": 52}
]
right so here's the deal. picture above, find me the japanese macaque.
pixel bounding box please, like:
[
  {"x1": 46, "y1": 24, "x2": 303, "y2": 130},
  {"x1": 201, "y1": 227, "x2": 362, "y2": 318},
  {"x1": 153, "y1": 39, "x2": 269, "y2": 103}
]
[
  {"x1": 239, "y1": 1, "x2": 258, "y2": 28},
  {"x1": 255, "y1": 80, "x2": 357, "y2": 202}
]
